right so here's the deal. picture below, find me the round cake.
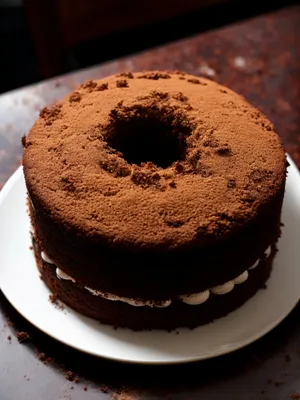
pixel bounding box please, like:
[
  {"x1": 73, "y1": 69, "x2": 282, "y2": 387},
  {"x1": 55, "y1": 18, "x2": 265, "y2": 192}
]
[{"x1": 22, "y1": 70, "x2": 287, "y2": 330}]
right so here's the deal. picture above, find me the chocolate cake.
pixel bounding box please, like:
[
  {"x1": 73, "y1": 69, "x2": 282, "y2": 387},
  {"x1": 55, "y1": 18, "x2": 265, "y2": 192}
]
[{"x1": 22, "y1": 71, "x2": 287, "y2": 330}]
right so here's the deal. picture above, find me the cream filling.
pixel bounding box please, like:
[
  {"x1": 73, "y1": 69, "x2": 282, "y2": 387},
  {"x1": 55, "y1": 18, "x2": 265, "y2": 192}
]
[{"x1": 41, "y1": 246, "x2": 272, "y2": 308}]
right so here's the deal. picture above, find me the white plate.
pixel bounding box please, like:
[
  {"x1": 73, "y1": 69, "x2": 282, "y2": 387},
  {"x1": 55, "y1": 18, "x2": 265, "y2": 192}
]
[{"x1": 0, "y1": 156, "x2": 300, "y2": 365}]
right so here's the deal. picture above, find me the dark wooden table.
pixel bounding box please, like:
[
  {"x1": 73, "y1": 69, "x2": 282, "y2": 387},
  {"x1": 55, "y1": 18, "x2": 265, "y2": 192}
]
[{"x1": 1, "y1": 5, "x2": 300, "y2": 400}]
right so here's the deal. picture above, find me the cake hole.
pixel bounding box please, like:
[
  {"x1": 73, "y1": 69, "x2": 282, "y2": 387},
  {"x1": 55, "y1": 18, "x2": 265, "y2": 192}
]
[{"x1": 105, "y1": 106, "x2": 192, "y2": 168}]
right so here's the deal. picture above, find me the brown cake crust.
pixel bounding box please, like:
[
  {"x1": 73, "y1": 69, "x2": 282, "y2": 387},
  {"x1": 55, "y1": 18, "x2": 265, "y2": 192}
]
[{"x1": 23, "y1": 71, "x2": 286, "y2": 301}]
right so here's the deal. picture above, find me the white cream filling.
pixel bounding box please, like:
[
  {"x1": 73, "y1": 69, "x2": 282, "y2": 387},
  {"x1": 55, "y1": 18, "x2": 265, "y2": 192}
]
[
  {"x1": 233, "y1": 270, "x2": 249, "y2": 284},
  {"x1": 56, "y1": 268, "x2": 76, "y2": 282},
  {"x1": 211, "y1": 281, "x2": 235, "y2": 295},
  {"x1": 41, "y1": 251, "x2": 55, "y2": 264},
  {"x1": 85, "y1": 286, "x2": 172, "y2": 308},
  {"x1": 181, "y1": 290, "x2": 210, "y2": 305},
  {"x1": 41, "y1": 245, "x2": 272, "y2": 308}
]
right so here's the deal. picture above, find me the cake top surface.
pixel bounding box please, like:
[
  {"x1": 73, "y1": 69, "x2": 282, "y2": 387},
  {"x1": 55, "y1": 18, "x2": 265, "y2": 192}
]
[{"x1": 23, "y1": 71, "x2": 286, "y2": 249}]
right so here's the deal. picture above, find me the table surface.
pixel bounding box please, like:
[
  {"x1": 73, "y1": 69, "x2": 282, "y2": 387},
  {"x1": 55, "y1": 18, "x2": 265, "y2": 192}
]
[{"x1": 1, "y1": 5, "x2": 300, "y2": 400}]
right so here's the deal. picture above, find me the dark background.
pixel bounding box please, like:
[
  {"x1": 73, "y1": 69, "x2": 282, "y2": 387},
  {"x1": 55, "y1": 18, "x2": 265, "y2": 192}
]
[{"x1": 0, "y1": 0, "x2": 298, "y2": 94}]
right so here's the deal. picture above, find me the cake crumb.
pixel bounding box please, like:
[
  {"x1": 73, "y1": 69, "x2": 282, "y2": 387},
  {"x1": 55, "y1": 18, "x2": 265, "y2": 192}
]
[
  {"x1": 84, "y1": 385, "x2": 88, "y2": 391},
  {"x1": 49, "y1": 293, "x2": 58, "y2": 303},
  {"x1": 49, "y1": 293, "x2": 65, "y2": 310},
  {"x1": 38, "y1": 352, "x2": 47, "y2": 361},
  {"x1": 65, "y1": 371, "x2": 75, "y2": 381},
  {"x1": 21, "y1": 134, "x2": 26, "y2": 148},
  {"x1": 100, "y1": 384, "x2": 109, "y2": 393},
  {"x1": 38, "y1": 353, "x2": 53, "y2": 364},
  {"x1": 17, "y1": 331, "x2": 31, "y2": 343},
  {"x1": 7, "y1": 335, "x2": 11, "y2": 341}
]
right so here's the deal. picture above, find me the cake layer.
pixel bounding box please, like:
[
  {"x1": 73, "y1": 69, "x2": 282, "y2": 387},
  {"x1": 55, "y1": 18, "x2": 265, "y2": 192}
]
[
  {"x1": 34, "y1": 240, "x2": 275, "y2": 330},
  {"x1": 40, "y1": 244, "x2": 272, "y2": 306},
  {"x1": 29, "y1": 195, "x2": 283, "y2": 298}
]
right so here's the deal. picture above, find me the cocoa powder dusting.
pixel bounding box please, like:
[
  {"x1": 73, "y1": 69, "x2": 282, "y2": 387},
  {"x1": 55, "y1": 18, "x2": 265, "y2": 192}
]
[{"x1": 23, "y1": 70, "x2": 286, "y2": 248}]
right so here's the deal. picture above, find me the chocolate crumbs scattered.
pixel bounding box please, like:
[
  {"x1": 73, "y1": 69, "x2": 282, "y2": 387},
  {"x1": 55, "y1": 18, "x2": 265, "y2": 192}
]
[
  {"x1": 17, "y1": 331, "x2": 31, "y2": 343},
  {"x1": 49, "y1": 293, "x2": 57, "y2": 303},
  {"x1": 38, "y1": 352, "x2": 47, "y2": 361},
  {"x1": 99, "y1": 384, "x2": 109, "y2": 393},
  {"x1": 21, "y1": 134, "x2": 26, "y2": 148},
  {"x1": 65, "y1": 371, "x2": 76, "y2": 381}
]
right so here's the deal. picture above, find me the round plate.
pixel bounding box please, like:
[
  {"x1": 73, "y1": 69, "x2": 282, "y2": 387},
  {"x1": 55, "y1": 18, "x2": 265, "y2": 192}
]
[{"x1": 0, "y1": 156, "x2": 300, "y2": 364}]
